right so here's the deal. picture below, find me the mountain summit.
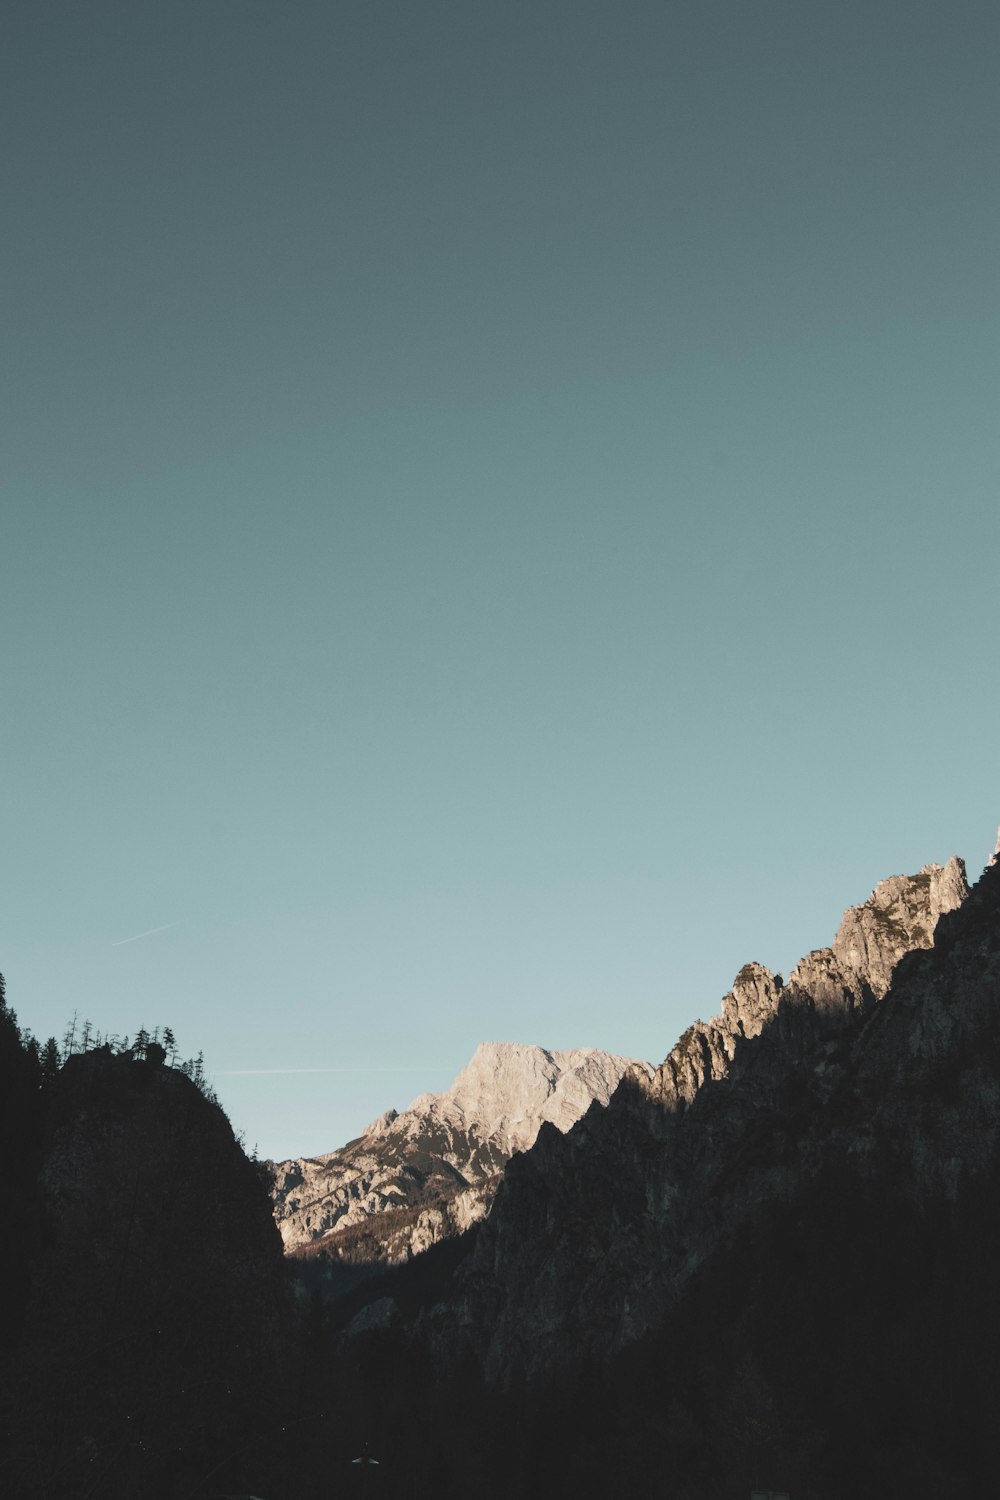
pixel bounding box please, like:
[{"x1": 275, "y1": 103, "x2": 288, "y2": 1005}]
[
  {"x1": 271, "y1": 1041, "x2": 649, "y2": 1263},
  {"x1": 272, "y1": 861, "x2": 969, "y2": 1275}
]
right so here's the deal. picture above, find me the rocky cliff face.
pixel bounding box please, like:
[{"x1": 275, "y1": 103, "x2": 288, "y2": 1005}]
[
  {"x1": 630, "y1": 856, "x2": 967, "y2": 1119},
  {"x1": 420, "y1": 855, "x2": 979, "y2": 1380},
  {"x1": 831, "y1": 856, "x2": 968, "y2": 998},
  {"x1": 272, "y1": 1041, "x2": 651, "y2": 1265}
]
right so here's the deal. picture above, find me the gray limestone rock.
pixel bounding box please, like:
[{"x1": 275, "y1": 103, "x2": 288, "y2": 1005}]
[
  {"x1": 271, "y1": 1042, "x2": 649, "y2": 1265},
  {"x1": 723, "y1": 961, "x2": 783, "y2": 1039},
  {"x1": 831, "y1": 857, "x2": 968, "y2": 999},
  {"x1": 422, "y1": 847, "x2": 980, "y2": 1382}
]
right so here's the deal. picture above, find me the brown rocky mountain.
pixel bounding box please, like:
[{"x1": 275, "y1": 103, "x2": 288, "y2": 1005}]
[
  {"x1": 293, "y1": 844, "x2": 1000, "y2": 1497},
  {"x1": 407, "y1": 856, "x2": 977, "y2": 1377},
  {"x1": 272, "y1": 1042, "x2": 649, "y2": 1271},
  {"x1": 4, "y1": 840, "x2": 996, "y2": 1498},
  {"x1": 275, "y1": 858, "x2": 967, "y2": 1302}
]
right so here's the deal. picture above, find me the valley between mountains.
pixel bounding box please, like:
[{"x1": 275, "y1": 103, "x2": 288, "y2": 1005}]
[
  {"x1": 267, "y1": 851, "x2": 971, "y2": 1356},
  {"x1": 4, "y1": 839, "x2": 998, "y2": 1498}
]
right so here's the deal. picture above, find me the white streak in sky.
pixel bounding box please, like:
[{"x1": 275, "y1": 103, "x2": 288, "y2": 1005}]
[
  {"x1": 215, "y1": 1067, "x2": 425, "y2": 1076},
  {"x1": 112, "y1": 922, "x2": 179, "y2": 947}
]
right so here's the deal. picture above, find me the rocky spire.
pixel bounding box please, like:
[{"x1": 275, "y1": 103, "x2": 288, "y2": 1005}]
[
  {"x1": 270, "y1": 1042, "x2": 651, "y2": 1260},
  {"x1": 636, "y1": 855, "x2": 970, "y2": 1116},
  {"x1": 831, "y1": 857, "x2": 968, "y2": 999}
]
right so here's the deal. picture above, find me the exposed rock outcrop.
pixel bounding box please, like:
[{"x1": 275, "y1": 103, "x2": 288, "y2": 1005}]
[
  {"x1": 421, "y1": 853, "x2": 978, "y2": 1381},
  {"x1": 831, "y1": 856, "x2": 968, "y2": 998},
  {"x1": 272, "y1": 1042, "x2": 651, "y2": 1264},
  {"x1": 632, "y1": 858, "x2": 967, "y2": 1121}
]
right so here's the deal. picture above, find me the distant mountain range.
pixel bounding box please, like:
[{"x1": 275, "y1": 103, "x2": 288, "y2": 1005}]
[
  {"x1": 270, "y1": 855, "x2": 968, "y2": 1302},
  {"x1": 429, "y1": 854, "x2": 976, "y2": 1380},
  {"x1": 277, "y1": 842, "x2": 1000, "y2": 1493},
  {"x1": 5, "y1": 838, "x2": 998, "y2": 1496}
]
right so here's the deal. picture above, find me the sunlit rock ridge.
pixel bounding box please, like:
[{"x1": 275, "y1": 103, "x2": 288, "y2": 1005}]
[
  {"x1": 271, "y1": 1042, "x2": 651, "y2": 1262},
  {"x1": 631, "y1": 855, "x2": 969, "y2": 1116},
  {"x1": 423, "y1": 855, "x2": 976, "y2": 1380}
]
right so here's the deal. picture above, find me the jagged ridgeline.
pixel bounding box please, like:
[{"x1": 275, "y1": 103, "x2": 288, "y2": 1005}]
[
  {"x1": 272, "y1": 1041, "x2": 652, "y2": 1282},
  {"x1": 273, "y1": 859, "x2": 970, "y2": 1324},
  {"x1": 439, "y1": 857, "x2": 972, "y2": 1382},
  {"x1": 277, "y1": 850, "x2": 1000, "y2": 1499},
  {"x1": 3, "y1": 842, "x2": 999, "y2": 1499}
]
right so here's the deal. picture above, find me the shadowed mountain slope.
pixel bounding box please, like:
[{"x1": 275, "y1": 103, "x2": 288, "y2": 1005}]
[
  {"x1": 419, "y1": 857, "x2": 976, "y2": 1379},
  {"x1": 0, "y1": 1046, "x2": 291, "y2": 1500},
  {"x1": 271, "y1": 1042, "x2": 650, "y2": 1267},
  {"x1": 287, "y1": 849, "x2": 1000, "y2": 1498}
]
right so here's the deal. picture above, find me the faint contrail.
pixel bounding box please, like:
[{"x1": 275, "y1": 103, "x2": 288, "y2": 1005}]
[
  {"x1": 215, "y1": 1067, "x2": 425, "y2": 1076},
  {"x1": 112, "y1": 922, "x2": 180, "y2": 947}
]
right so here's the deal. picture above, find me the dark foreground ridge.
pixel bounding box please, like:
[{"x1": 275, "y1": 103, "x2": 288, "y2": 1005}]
[
  {"x1": 2, "y1": 845, "x2": 999, "y2": 1498},
  {"x1": 0, "y1": 1035, "x2": 291, "y2": 1499}
]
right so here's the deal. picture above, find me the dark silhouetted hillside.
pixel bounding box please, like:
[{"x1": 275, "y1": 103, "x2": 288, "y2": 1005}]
[{"x1": 0, "y1": 1039, "x2": 291, "y2": 1500}]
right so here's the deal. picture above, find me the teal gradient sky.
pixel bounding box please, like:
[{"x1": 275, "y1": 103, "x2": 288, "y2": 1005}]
[{"x1": 3, "y1": 1, "x2": 998, "y2": 1160}]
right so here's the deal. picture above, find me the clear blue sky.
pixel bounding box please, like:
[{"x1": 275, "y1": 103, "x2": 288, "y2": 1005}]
[{"x1": 3, "y1": 1, "x2": 998, "y2": 1161}]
